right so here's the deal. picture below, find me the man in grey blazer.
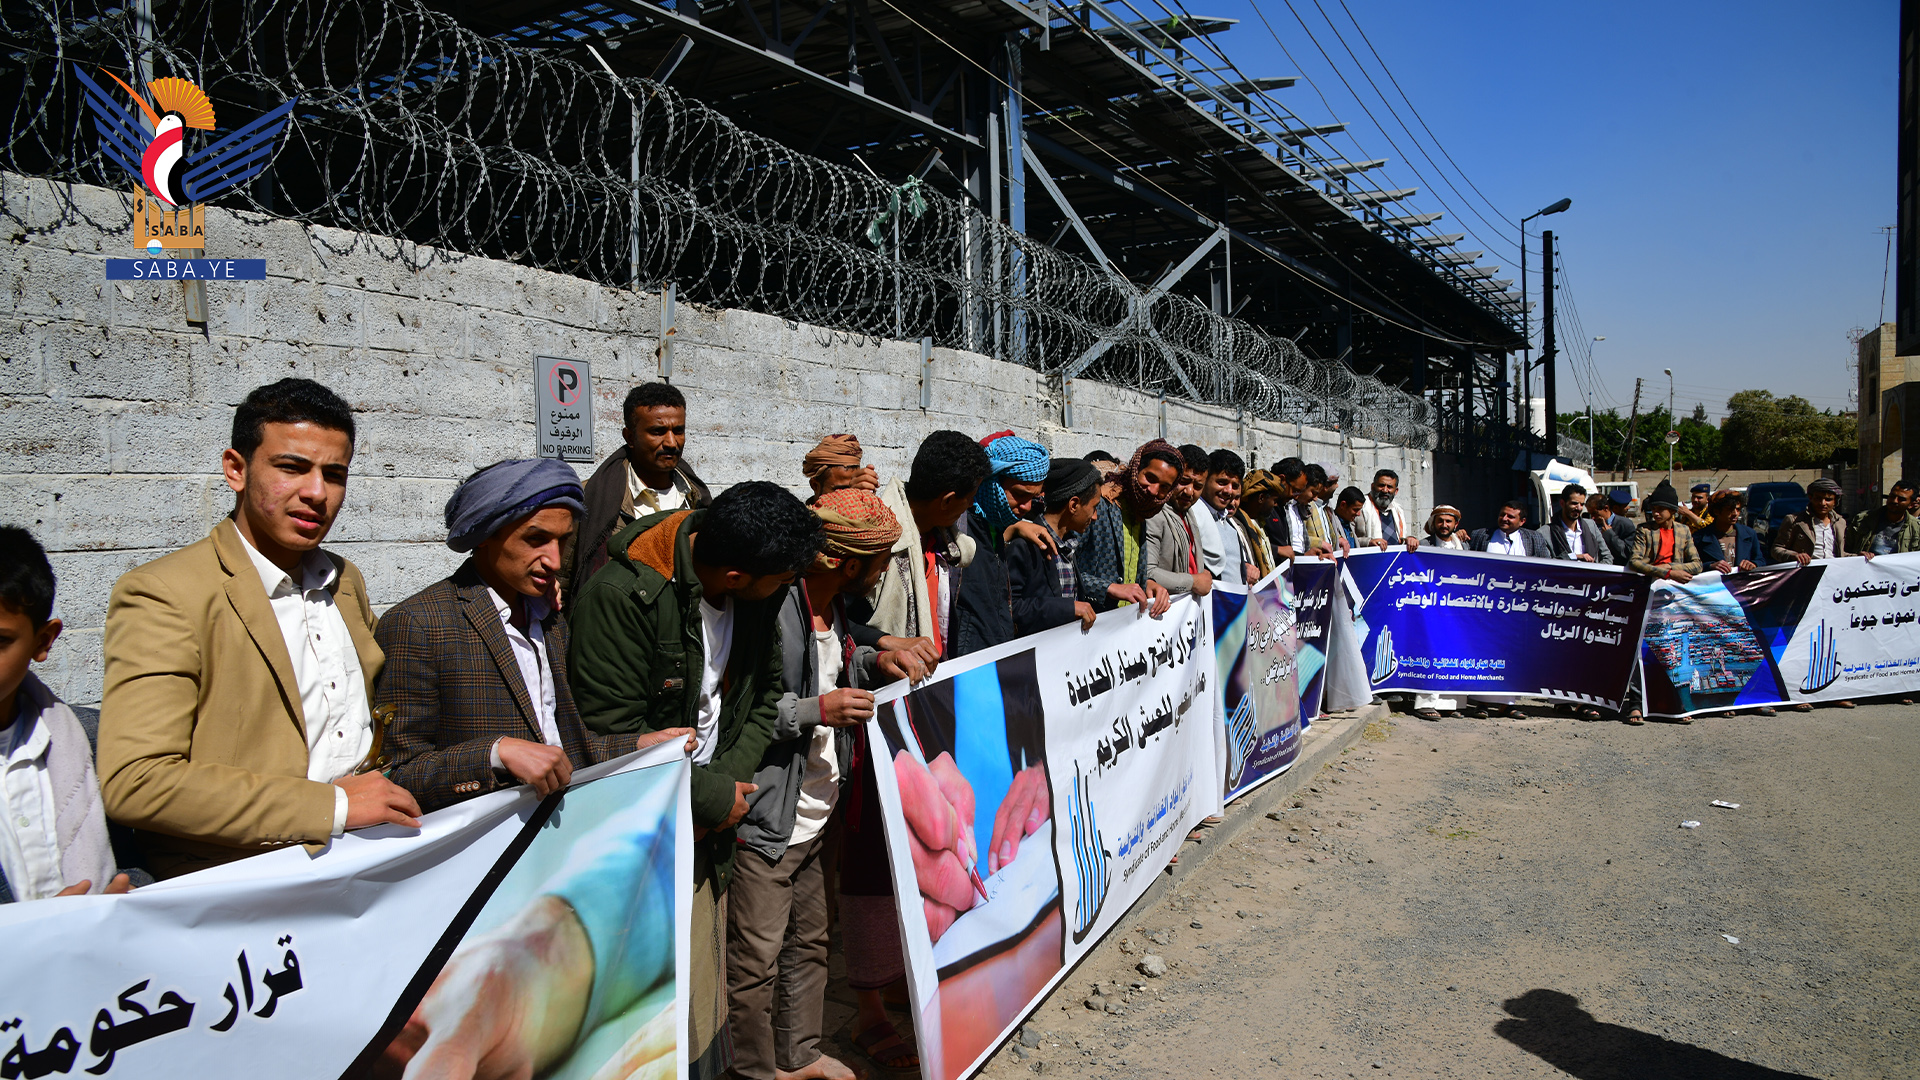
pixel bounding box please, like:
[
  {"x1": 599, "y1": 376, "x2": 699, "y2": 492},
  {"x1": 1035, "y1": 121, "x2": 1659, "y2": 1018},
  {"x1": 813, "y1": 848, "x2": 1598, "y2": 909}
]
[
  {"x1": 1142, "y1": 454, "x2": 1215, "y2": 597},
  {"x1": 1540, "y1": 484, "x2": 1614, "y2": 564},
  {"x1": 1470, "y1": 501, "x2": 1551, "y2": 558}
]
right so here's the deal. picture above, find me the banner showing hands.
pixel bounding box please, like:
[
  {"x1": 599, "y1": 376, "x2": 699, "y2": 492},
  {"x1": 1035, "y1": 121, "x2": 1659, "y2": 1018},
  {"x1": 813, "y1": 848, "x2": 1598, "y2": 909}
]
[
  {"x1": 866, "y1": 597, "x2": 1219, "y2": 1080},
  {"x1": 894, "y1": 751, "x2": 982, "y2": 943},
  {"x1": 0, "y1": 744, "x2": 693, "y2": 1080}
]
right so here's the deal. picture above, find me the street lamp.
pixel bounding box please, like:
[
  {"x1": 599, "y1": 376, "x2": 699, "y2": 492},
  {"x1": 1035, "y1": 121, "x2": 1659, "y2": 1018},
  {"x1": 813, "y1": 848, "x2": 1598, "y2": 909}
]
[
  {"x1": 1520, "y1": 198, "x2": 1571, "y2": 456},
  {"x1": 1664, "y1": 367, "x2": 1676, "y2": 479}
]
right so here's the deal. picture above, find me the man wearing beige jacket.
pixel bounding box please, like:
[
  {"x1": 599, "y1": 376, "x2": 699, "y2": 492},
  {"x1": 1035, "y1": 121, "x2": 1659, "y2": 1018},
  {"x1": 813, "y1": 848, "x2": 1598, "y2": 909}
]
[{"x1": 98, "y1": 379, "x2": 420, "y2": 879}]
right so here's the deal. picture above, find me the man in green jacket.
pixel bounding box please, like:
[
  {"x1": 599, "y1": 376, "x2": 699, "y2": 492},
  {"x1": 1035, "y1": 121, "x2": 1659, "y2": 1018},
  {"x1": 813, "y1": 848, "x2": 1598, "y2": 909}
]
[
  {"x1": 1850, "y1": 479, "x2": 1920, "y2": 557},
  {"x1": 570, "y1": 480, "x2": 823, "y2": 1080}
]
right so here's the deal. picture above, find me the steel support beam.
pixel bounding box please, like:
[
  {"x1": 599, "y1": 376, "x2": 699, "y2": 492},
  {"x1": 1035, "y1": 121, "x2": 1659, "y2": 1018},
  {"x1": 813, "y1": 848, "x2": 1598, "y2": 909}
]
[
  {"x1": 1020, "y1": 141, "x2": 1122, "y2": 279},
  {"x1": 1061, "y1": 225, "x2": 1227, "y2": 380}
]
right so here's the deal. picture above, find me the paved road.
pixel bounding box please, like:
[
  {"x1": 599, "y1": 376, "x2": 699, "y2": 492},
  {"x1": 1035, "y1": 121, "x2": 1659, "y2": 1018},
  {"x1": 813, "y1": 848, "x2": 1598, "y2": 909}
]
[{"x1": 978, "y1": 704, "x2": 1918, "y2": 1080}]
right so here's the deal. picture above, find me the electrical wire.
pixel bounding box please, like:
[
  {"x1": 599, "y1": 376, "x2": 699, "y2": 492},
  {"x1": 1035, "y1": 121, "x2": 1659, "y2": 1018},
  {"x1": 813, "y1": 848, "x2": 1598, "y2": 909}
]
[
  {"x1": 1309, "y1": 0, "x2": 1522, "y2": 262},
  {"x1": 875, "y1": 0, "x2": 1511, "y2": 348},
  {"x1": 1253, "y1": 0, "x2": 1522, "y2": 267},
  {"x1": 1331, "y1": 0, "x2": 1518, "y2": 249}
]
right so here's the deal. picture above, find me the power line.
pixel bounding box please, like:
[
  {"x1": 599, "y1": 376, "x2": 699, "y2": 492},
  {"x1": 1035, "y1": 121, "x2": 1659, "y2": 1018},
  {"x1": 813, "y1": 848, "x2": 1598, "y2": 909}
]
[
  {"x1": 1277, "y1": 0, "x2": 1522, "y2": 266},
  {"x1": 1327, "y1": 0, "x2": 1521, "y2": 253},
  {"x1": 1244, "y1": 0, "x2": 1521, "y2": 267},
  {"x1": 877, "y1": 0, "x2": 1505, "y2": 348}
]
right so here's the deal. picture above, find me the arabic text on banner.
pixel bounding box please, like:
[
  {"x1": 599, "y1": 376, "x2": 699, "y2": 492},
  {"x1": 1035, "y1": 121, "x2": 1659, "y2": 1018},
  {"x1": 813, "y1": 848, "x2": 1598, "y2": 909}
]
[
  {"x1": 1285, "y1": 558, "x2": 1341, "y2": 720},
  {"x1": 1641, "y1": 552, "x2": 1920, "y2": 716},
  {"x1": 0, "y1": 745, "x2": 693, "y2": 1080},
  {"x1": 864, "y1": 597, "x2": 1221, "y2": 1080},
  {"x1": 1341, "y1": 549, "x2": 1651, "y2": 709},
  {"x1": 1212, "y1": 570, "x2": 1303, "y2": 802}
]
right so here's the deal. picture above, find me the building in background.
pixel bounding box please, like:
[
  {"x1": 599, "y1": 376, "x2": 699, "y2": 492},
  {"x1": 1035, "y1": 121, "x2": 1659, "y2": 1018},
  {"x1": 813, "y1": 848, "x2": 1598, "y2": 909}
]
[
  {"x1": 1899, "y1": 0, "x2": 1917, "y2": 356},
  {"x1": 1859, "y1": 323, "x2": 1920, "y2": 497}
]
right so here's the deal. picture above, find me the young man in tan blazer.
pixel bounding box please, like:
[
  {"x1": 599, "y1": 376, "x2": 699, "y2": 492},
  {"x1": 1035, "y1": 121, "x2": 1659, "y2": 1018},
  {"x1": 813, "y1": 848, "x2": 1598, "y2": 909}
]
[{"x1": 98, "y1": 379, "x2": 420, "y2": 879}]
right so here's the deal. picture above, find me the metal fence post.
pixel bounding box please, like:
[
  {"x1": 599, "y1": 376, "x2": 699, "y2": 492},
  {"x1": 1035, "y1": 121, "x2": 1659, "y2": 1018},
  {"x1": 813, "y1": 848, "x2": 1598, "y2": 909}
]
[{"x1": 919, "y1": 336, "x2": 934, "y2": 410}]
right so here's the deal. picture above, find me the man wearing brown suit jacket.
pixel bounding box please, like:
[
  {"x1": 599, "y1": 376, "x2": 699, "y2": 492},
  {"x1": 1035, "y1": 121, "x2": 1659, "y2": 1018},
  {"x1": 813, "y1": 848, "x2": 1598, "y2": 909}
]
[
  {"x1": 98, "y1": 379, "x2": 420, "y2": 879},
  {"x1": 377, "y1": 458, "x2": 693, "y2": 813}
]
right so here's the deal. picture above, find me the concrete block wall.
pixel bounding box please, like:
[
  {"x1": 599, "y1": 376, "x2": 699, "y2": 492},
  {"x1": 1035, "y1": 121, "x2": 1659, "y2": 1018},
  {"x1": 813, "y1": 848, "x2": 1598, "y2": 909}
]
[{"x1": 1, "y1": 173, "x2": 1431, "y2": 705}]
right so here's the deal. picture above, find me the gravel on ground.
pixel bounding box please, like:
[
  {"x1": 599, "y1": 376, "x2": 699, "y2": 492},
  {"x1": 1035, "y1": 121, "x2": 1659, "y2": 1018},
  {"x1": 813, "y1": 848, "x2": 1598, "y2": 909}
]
[{"x1": 973, "y1": 704, "x2": 1918, "y2": 1079}]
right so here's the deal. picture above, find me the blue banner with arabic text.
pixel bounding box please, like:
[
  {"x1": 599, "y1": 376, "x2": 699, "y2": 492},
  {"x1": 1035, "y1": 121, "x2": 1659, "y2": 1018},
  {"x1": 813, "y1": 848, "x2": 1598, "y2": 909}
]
[{"x1": 1343, "y1": 549, "x2": 1652, "y2": 710}]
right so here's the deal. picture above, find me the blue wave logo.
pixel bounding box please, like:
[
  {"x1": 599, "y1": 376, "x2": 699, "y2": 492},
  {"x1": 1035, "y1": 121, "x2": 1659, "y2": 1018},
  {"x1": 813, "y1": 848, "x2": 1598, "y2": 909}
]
[
  {"x1": 1225, "y1": 693, "x2": 1256, "y2": 791},
  {"x1": 1067, "y1": 765, "x2": 1109, "y2": 944},
  {"x1": 1800, "y1": 620, "x2": 1840, "y2": 694},
  {"x1": 1370, "y1": 627, "x2": 1398, "y2": 684}
]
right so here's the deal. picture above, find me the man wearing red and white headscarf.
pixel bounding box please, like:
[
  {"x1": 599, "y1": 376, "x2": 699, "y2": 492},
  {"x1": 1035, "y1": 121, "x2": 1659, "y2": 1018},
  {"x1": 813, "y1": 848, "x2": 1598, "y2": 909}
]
[{"x1": 1075, "y1": 439, "x2": 1179, "y2": 614}]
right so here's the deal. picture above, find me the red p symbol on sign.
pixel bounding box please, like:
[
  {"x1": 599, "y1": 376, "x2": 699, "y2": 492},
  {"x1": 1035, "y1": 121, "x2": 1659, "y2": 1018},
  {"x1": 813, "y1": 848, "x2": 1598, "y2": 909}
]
[{"x1": 551, "y1": 360, "x2": 582, "y2": 405}]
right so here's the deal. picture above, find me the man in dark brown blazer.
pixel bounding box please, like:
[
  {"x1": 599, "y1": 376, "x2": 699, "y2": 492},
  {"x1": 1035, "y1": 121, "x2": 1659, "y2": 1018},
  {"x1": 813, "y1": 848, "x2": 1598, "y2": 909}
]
[{"x1": 377, "y1": 458, "x2": 691, "y2": 813}]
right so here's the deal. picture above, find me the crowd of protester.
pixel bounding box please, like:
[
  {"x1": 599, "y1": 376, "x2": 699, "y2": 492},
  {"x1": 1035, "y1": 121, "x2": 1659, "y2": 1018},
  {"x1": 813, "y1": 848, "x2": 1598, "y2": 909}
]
[{"x1": 1, "y1": 376, "x2": 1912, "y2": 1079}]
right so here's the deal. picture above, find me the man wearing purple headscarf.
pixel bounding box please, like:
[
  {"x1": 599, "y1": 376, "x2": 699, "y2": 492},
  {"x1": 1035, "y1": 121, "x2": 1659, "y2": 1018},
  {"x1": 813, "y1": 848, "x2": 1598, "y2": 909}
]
[{"x1": 376, "y1": 458, "x2": 694, "y2": 812}]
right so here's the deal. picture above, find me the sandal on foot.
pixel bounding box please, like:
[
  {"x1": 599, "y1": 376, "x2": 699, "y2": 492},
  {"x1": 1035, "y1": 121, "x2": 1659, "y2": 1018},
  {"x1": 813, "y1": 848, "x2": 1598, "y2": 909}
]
[
  {"x1": 1791, "y1": 703, "x2": 1813, "y2": 713},
  {"x1": 1414, "y1": 708, "x2": 1443, "y2": 722},
  {"x1": 1623, "y1": 711, "x2": 1645, "y2": 725},
  {"x1": 851, "y1": 1022, "x2": 918, "y2": 1073},
  {"x1": 1503, "y1": 707, "x2": 1530, "y2": 720},
  {"x1": 1576, "y1": 707, "x2": 1604, "y2": 720},
  {"x1": 1837, "y1": 700, "x2": 1857, "y2": 709}
]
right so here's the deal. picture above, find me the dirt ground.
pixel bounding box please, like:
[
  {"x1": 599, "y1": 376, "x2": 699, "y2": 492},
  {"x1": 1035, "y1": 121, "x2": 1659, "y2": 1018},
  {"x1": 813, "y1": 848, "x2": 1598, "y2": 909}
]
[{"x1": 947, "y1": 704, "x2": 1920, "y2": 1080}]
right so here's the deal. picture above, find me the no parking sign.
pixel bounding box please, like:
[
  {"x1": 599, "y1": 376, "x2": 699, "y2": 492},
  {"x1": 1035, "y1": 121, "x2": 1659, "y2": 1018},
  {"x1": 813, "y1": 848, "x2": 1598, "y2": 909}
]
[{"x1": 535, "y1": 355, "x2": 594, "y2": 462}]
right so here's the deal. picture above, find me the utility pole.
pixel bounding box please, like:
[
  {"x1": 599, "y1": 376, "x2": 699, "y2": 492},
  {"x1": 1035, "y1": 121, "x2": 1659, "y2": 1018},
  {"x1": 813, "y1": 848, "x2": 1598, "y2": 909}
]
[
  {"x1": 1621, "y1": 377, "x2": 1644, "y2": 481},
  {"x1": 1665, "y1": 368, "x2": 1676, "y2": 481},
  {"x1": 1513, "y1": 359, "x2": 1526, "y2": 452},
  {"x1": 1542, "y1": 229, "x2": 1557, "y2": 460}
]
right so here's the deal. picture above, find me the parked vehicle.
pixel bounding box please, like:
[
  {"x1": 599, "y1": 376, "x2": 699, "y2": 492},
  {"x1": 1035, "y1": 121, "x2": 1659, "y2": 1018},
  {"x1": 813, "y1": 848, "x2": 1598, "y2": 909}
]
[{"x1": 1744, "y1": 481, "x2": 1807, "y2": 538}]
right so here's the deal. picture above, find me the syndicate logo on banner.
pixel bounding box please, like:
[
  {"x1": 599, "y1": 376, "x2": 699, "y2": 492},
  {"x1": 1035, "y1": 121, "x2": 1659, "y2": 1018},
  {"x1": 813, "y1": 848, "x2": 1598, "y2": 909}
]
[
  {"x1": 1642, "y1": 553, "x2": 1920, "y2": 716},
  {"x1": 866, "y1": 598, "x2": 1220, "y2": 1080},
  {"x1": 1342, "y1": 549, "x2": 1651, "y2": 710},
  {"x1": 0, "y1": 746, "x2": 692, "y2": 1080},
  {"x1": 1212, "y1": 570, "x2": 1303, "y2": 802},
  {"x1": 73, "y1": 65, "x2": 294, "y2": 281},
  {"x1": 1286, "y1": 558, "x2": 1340, "y2": 720}
]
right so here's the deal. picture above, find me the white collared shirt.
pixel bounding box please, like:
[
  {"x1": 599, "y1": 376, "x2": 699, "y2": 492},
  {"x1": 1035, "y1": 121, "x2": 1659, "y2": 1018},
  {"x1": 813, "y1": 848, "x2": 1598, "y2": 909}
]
[
  {"x1": 238, "y1": 532, "x2": 372, "y2": 836},
  {"x1": 1813, "y1": 521, "x2": 1835, "y2": 560},
  {"x1": 1285, "y1": 503, "x2": 1309, "y2": 551},
  {"x1": 694, "y1": 598, "x2": 734, "y2": 766},
  {"x1": 488, "y1": 588, "x2": 561, "y2": 749},
  {"x1": 1209, "y1": 502, "x2": 1244, "y2": 583},
  {"x1": 626, "y1": 461, "x2": 690, "y2": 517},
  {"x1": 1187, "y1": 500, "x2": 1228, "y2": 576},
  {"x1": 790, "y1": 628, "x2": 846, "y2": 847},
  {"x1": 1560, "y1": 520, "x2": 1586, "y2": 557},
  {"x1": 0, "y1": 708, "x2": 63, "y2": 901},
  {"x1": 1485, "y1": 529, "x2": 1525, "y2": 556}
]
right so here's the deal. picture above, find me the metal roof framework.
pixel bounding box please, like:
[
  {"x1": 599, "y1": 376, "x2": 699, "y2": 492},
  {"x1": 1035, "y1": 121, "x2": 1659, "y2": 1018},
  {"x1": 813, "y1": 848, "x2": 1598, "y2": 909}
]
[{"x1": 426, "y1": 0, "x2": 1524, "y2": 424}]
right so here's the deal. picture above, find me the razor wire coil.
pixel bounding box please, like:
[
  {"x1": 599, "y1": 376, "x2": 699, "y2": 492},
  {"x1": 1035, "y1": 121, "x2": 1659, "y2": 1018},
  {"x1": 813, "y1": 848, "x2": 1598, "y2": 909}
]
[{"x1": 0, "y1": 0, "x2": 1435, "y2": 448}]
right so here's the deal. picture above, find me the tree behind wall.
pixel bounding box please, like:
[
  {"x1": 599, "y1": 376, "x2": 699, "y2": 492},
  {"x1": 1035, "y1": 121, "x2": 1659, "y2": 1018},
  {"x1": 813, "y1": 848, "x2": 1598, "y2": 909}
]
[
  {"x1": 1563, "y1": 405, "x2": 1716, "y2": 472},
  {"x1": 1719, "y1": 391, "x2": 1856, "y2": 469}
]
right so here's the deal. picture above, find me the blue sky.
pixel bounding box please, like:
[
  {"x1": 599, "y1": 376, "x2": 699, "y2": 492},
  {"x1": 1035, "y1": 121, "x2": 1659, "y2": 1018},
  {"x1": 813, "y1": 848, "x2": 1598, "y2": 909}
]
[{"x1": 1197, "y1": 0, "x2": 1900, "y2": 419}]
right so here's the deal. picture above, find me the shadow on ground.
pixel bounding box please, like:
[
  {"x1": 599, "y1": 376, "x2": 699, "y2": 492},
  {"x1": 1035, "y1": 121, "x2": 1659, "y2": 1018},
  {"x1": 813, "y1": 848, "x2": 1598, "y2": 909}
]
[{"x1": 1494, "y1": 989, "x2": 1819, "y2": 1080}]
